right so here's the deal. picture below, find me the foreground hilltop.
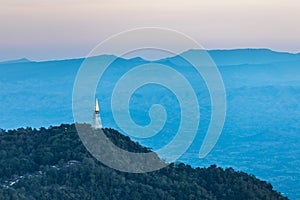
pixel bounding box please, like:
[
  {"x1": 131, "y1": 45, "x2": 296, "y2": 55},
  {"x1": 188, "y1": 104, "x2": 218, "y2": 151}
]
[{"x1": 0, "y1": 124, "x2": 287, "y2": 200}]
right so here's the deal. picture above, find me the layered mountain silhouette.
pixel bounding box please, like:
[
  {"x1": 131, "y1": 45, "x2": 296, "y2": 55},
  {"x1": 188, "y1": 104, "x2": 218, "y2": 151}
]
[{"x1": 0, "y1": 49, "x2": 299, "y2": 199}]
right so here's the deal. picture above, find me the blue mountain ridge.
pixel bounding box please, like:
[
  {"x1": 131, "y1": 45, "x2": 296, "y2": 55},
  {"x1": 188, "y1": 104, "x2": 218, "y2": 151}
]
[
  {"x1": 0, "y1": 49, "x2": 299, "y2": 199},
  {"x1": 0, "y1": 58, "x2": 32, "y2": 64}
]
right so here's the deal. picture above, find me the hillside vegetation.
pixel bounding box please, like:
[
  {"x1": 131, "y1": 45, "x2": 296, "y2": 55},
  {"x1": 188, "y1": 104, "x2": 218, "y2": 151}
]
[{"x1": 0, "y1": 124, "x2": 287, "y2": 200}]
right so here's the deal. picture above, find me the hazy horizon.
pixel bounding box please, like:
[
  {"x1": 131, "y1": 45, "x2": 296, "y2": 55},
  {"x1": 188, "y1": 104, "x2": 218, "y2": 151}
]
[
  {"x1": 1, "y1": 0, "x2": 300, "y2": 61},
  {"x1": 1, "y1": 47, "x2": 300, "y2": 63}
]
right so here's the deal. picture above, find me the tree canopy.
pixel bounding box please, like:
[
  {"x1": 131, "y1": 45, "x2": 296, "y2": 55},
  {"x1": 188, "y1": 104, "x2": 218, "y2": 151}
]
[{"x1": 0, "y1": 124, "x2": 288, "y2": 199}]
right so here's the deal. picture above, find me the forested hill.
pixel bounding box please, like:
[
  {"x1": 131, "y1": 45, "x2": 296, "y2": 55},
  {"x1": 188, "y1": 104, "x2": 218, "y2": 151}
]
[{"x1": 0, "y1": 124, "x2": 287, "y2": 200}]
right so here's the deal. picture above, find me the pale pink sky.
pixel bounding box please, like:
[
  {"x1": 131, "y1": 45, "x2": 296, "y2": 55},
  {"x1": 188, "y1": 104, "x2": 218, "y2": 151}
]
[{"x1": 0, "y1": 0, "x2": 299, "y2": 61}]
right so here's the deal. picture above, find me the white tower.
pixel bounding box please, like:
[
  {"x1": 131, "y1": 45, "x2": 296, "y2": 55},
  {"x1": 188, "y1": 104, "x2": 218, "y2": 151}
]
[{"x1": 92, "y1": 99, "x2": 102, "y2": 129}]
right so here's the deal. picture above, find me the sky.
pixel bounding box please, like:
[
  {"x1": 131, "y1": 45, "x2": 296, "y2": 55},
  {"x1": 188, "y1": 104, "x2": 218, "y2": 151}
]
[{"x1": 0, "y1": 0, "x2": 300, "y2": 61}]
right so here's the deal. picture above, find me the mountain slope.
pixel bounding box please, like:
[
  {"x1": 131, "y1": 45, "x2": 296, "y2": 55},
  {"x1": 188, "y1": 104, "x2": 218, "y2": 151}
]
[
  {"x1": 0, "y1": 124, "x2": 287, "y2": 200},
  {"x1": 0, "y1": 58, "x2": 32, "y2": 65},
  {"x1": 209, "y1": 49, "x2": 300, "y2": 66}
]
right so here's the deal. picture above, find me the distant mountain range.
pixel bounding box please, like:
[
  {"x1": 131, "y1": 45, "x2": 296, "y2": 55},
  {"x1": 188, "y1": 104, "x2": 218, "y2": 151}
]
[
  {"x1": 0, "y1": 58, "x2": 32, "y2": 64},
  {"x1": 0, "y1": 48, "x2": 300, "y2": 199},
  {"x1": 2, "y1": 48, "x2": 300, "y2": 66},
  {"x1": 208, "y1": 48, "x2": 300, "y2": 65}
]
